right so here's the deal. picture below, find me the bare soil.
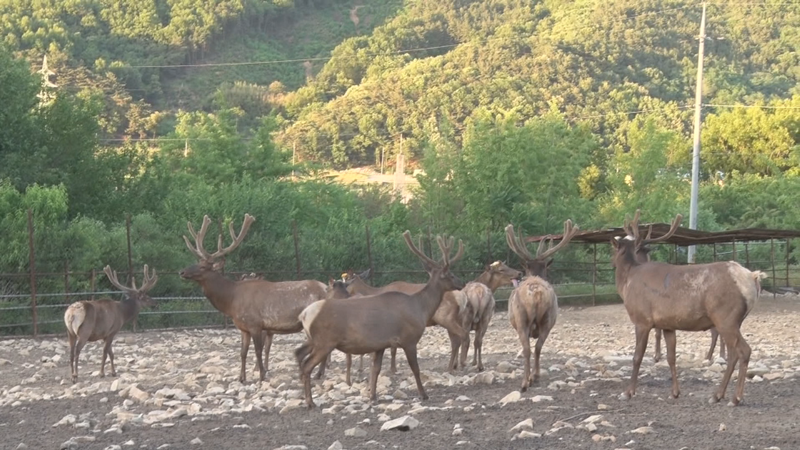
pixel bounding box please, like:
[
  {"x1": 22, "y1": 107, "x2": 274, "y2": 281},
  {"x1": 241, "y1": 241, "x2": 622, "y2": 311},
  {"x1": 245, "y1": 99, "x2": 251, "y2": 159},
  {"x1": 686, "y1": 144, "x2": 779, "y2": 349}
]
[{"x1": 1, "y1": 295, "x2": 799, "y2": 450}]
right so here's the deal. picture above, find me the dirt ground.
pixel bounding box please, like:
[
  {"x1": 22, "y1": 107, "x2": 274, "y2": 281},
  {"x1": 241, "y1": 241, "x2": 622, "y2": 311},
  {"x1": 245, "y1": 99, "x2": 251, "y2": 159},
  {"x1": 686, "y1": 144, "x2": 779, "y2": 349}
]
[{"x1": 1, "y1": 295, "x2": 799, "y2": 450}]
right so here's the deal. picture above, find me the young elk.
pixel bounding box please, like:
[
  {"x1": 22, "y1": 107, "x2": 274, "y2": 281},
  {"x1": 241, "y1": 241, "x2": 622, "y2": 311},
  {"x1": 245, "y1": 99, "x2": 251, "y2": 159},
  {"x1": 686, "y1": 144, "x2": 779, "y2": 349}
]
[
  {"x1": 64, "y1": 265, "x2": 157, "y2": 383},
  {"x1": 322, "y1": 277, "x2": 366, "y2": 386},
  {"x1": 179, "y1": 214, "x2": 328, "y2": 383},
  {"x1": 454, "y1": 261, "x2": 522, "y2": 372},
  {"x1": 505, "y1": 220, "x2": 580, "y2": 391},
  {"x1": 295, "y1": 232, "x2": 465, "y2": 407},
  {"x1": 611, "y1": 210, "x2": 766, "y2": 405},
  {"x1": 343, "y1": 264, "x2": 470, "y2": 374}
]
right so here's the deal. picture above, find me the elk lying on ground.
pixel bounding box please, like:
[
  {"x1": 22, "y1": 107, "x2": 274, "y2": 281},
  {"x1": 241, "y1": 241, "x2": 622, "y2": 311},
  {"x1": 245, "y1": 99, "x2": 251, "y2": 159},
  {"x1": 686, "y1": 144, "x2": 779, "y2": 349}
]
[
  {"x1": 344, "y1": 265, "x2": 470, "y2": 374},
  {"x1": 505, "y1": 220, "x2": 579, "y2": 391},
  {"x1": 180, "y1": 214, "x2": 328, "y2": 383},
  {"x1": 64, "y1": 265, "x2": 158, "y2": 383},
  {"x1": 295, "y1": 232, "x2": 465, "y2": 407},
  {"x1": 454, "y1": 261, "x2": 522, "y2": 372},
  {"x1": 611, "y1": 210, "x2": 766, "y2": 405}
]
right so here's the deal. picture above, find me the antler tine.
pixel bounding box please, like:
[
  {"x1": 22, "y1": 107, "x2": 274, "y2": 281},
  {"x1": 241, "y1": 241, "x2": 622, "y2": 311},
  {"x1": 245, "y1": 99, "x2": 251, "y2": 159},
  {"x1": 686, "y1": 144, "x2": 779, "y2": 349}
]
[
  {"x1": 140, "y1": 264, "x2": 158, "y2": 292},
  {"x1": 449, "y1": 238, "x2": 464, "y2": 266},
  {"x1": 210, "y1": 214, "x2": 256, "y2": 260},
  {"x1": 505, "y1": 224, "x2": 535, "y2": 262},
  {"x1": 103, "y1": 265, "x2": 134, "y2": 293},
  {"x1": 537, "y1": 220, "x2": 580, "y2": 261},
  {"x1": 403, "y1": 231, "x2": 439, "y2": 268},
  {"x1": 641, "y1": 214, "x2": 683, "y2": 246},
  {"x1": 183, "y1": 215, "x2": 213, "y2": 260},
  {"x1": 434, "y1": 235, "x2": 454, "y2": 265}
]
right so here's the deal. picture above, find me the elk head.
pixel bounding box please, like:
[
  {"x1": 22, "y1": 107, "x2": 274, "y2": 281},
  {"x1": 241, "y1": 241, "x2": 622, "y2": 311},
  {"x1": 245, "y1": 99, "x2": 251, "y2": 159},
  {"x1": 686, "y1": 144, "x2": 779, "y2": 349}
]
[
  {"x1": 104, "y1": 264, "x2": 158, "y2": 307},
  {"x1": 610, "y1": 210, "x2": 682, "y2": 268},
  {"x1": 402, "y1": 231, "x2": 466, "y2": 291},
  {"x1": 342, "y1": 268, "x2": 371, "y2": 282},
  {"x1": 485, "y1": 260, "x2": 523, "y2": 288},
  {"x1": 505, "y1": 220, "x2": 580, "y2": 279},
  {"x1": 179, "y1": 214, "x2": 255, "y2": 281}
]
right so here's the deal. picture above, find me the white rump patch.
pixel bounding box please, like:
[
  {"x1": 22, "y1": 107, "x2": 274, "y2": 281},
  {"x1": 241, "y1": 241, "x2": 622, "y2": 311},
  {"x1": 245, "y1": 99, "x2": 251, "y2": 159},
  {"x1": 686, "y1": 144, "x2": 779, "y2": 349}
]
[
  {"x1": 727, "y1": 263, "x2": 763, "y2": 312},
  {"x1": 299, "y1": 300, "x2": 325, "y2": 339},
  {"x1": 64, "y1": 303, "x2": 86, "y2": 335}
]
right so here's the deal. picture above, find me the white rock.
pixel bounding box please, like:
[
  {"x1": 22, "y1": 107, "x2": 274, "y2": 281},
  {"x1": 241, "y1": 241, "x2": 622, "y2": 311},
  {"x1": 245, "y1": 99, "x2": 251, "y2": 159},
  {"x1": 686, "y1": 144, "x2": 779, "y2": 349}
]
[
  {"x1": 122, "y1": 440, "x2": 135, "y2": 446},
  {"x1": 583, "y1": 415, "x2": 604, "y2": 424},
  {"x1": 499, "y1": 391, "x2": 522, "y2": 405},
  {"x1": 104, "y1": 446, "x2": 122, "y2": 450},
  {"x1": 327, "y1": 441, "x2": 343, "y2": 450},
  {"x1": 496, "y1": 361, "x2": 516, "y2": 373},
  {"x1": 509, "y1": 418, "x2": 533, "y2": 433},
  {"x1": 53, "y1": 414, "x2": 77, "y2": 427},
  {"x1": 344, "y1": 427, "x2": 367, "y2": 438},
  {"x1": 628, "y1": 426, "x2": 655, "y2": 434},
  {"x1": 530, "y1": 395, "x2": 553, "y2": 403},
  {"x1": 719, "y1": 423, "x2": 726, "y2": 432},
  {"x1": 516, "y1": 430, "x2": 541, "y2": 439},
  {"x1": 380, "y1": 415, "x2": 419, "y2": 431}
]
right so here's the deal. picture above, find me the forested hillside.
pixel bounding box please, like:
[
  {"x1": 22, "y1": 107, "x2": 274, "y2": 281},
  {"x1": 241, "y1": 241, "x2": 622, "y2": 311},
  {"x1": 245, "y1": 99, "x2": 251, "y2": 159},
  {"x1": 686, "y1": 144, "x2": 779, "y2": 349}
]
[{"x1": 1, "y1": 0, "x2": 800, "y2": 305}]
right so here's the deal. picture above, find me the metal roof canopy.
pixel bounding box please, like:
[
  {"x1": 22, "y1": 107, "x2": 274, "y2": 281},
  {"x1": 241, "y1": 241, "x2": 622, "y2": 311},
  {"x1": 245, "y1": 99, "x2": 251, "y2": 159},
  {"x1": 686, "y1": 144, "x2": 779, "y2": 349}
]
[{"x1": 525, "y1": 223, "x2": 800, "y2": 246}]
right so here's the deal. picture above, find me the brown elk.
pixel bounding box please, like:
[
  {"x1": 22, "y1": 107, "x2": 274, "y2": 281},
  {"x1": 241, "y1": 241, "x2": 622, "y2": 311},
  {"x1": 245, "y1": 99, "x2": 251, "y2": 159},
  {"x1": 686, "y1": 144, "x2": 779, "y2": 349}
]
[
  {"x1": 322, "y1": 277, "x2": 365, "y2": 386},
  {"x1": 611, "y1": 210, "x2": 766, "y2": 405},
  {"x1": 343, "y1": 265, "x2": 470, "y2": 374},
  {"x1": 295, "y1": 231, "x2": 465, "y2": 407},
  {"x1": 454, "y1": 261, "x2": 522, "y2": 372},
  {"x1": 179, "y1": 214, "x2": 328, "y2": 383},
  {"x1": 64, "y1": 265, "x2": 158, "y2": 383},
  {"x1": 505, "y1": 220, "x2": 579, "y2": 391}
]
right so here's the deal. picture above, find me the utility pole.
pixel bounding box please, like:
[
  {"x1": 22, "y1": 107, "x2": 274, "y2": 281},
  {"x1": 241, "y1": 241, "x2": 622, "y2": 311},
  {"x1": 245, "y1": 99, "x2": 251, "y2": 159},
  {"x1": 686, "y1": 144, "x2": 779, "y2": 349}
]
[{"x1": 688, "y1": 2, "x2": 707, "y2": 264}]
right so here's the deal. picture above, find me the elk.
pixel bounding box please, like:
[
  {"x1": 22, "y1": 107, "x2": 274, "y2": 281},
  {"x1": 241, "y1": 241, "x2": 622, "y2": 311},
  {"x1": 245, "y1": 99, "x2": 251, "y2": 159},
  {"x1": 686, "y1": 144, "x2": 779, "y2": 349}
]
[
  {"x1": 322, "y1": 277, "x2": 366, "y2": 386},
  {"x1": 64, "y1": 265, "x2": 158, "y2": 383},
  {"x1": 611, "y1": 210, "x2": 766, "y2": 405},
  {"x1": 454, "y1": 261, "x2": 522, "y2": 372},
  {"x1": 295, "y1": 231, "x2": 465, "y2": 407},
  {"x1": 343, "y1": 264, "x2": 470, "y2": 374},
  {"x1": 505, "y1": 220, "x2": 579, "y2": 391},
  {"x1": 179, "y1": 214, "x2": 328, "y2": 383}
]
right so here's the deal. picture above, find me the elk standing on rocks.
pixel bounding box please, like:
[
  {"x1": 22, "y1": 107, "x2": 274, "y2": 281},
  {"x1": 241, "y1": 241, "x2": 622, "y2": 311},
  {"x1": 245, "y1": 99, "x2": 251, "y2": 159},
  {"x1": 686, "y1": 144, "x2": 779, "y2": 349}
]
[
  {"x1": 454, "y1": 261, "x2": 522, "y2": 372},
  {"x1": 343, "y1": 262, "x2": 470, "y2": 374},
  {"x1": 179, "y1": 214, "x2": 328, "y2": 383},
  {"x1": 505, "y1": 220, "x2": 579, "y2": 391},
  {"x1": 295, "y1": 231, "x2": 465, "y2": 407},
  {"x1": 611, "y1": 210, "x2": 766, "y2": 405},
  {"x1": 64, "y1": 264, "x2": 158, "y2": 383}
]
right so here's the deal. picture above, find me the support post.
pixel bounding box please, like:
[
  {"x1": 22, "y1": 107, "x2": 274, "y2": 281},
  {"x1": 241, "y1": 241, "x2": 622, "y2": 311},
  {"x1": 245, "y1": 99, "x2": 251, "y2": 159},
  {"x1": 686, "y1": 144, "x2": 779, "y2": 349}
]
[
  {"x1": 745, "y1": 241, "x2": 750, "y2": 269},
  {"x1": 771, "y1": 239, "x2": 777, "y2": 298},
  {"x1": 126, "y1": 214, "x2": 136, "y2": 332},
  {"x1": 592, "y1": 243, "x2": 597, "y2": 306},
  {"x1": 688, "y1": 1, "x2": 708, "y2": 264},
  {"x1": 365, "y1": 224, "x2": 374, "y2": 278},
  {"x1": 732, "y1": 240, "x2": 737, "y2": 262},
  {"x1": 786, "y1": 238, "x2": 791, "y2": 288},
  {"x1": 28, "y1": 209, "x2": 38, "y2": 337},
  {"x1": 90, "y1": 269, "x2": 96, "y2": 301},
  {"x1": 292, "y1": 220, "x2": 301, "y2": 279}
]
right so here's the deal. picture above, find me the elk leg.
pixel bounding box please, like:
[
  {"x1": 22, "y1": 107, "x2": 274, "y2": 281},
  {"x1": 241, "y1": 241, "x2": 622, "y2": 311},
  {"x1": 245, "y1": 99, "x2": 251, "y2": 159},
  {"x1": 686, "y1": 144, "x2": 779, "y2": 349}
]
[
  {"x1": 346, "y1": 353, "x2": 353, "y2": 386},
  {"x1": 301, "y1": 347, "x2": 333, "y2": 408},
  {"x1": 517, "y1": 327, "x2": 532, "y2": 392},
  {"x1": 239, "y1": 330, "x2": 251, "y2": 383},
  {"x1": 459, "y1": 328, "x2": 471, "y2": 369},
  {"x1": 104, "y1": 336, "x2": 117, "y2": 377},
  {"x1": 714, "y1": 328, "x2": 750, "y2": 405},
  {"x1": 533, "y1": 326, "x2": 551, "y2": 384},
  {"x1": 474, "y1": 331, "x2": 484, "y2": 372},
  {"x1": 68, "y1": 333, "x2": 78, "y2": 383},
  {"x1": 446, "y1": 330, "x2": 461, "y2": 373},
  {"x1": 368, "y1": 349, "x2": 386, "y2": 403},
  {"x1": 314, "y1": 353, "x2": 328, "y2": 380},
  {"x1": 706, "y1": 328, "x2": 719, "y2": 362},
  {"x1": 653, "y1": 328, "x2": 662, "y2": 363},
  {"x1": 402, "y1": 346, "x2": 428, "y2": 401},
  {"x1": 252, "y1": 330, "x2": 267, "y2": 382},
  {"x1": 100, "y1": 342, "x2": 108, "y2": 378},
  {"x1": 263, "y1": 332, "x2": 273, "y2": 372},
  {"x1": 719, "y1": 334, "x2": 727, "y2": 362},
  {"x1": 623, "y1": 325, "x2": 651, "y2": 400},
  {"x1": 663, "y1": 329, "x2": 680, "y2": 398},
  {"x1": 390, "y1": 347, "x2": 397, "y2": 373},
  {"x1": 72, "y1": 338, "x2": 88, "y2": 384}
]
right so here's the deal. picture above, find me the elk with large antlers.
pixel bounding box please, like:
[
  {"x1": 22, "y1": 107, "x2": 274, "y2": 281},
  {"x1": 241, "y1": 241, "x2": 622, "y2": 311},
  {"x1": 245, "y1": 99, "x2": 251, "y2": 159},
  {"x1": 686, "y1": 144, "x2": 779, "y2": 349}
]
[
  {"x1": 611, "y1": 210, "x2": 766, "y2": 405},
  {"x1": 505, "y1": 220, "x2": 580, "y2": 391},
  {"x1": 343, "y1": 264, "x2": 470, "y2": 374},
  {"x1": 179, "y1": 214, "x2": 328, "y2": 383},
  {"x1": 454, "y1": 261, "x2": 522, "y2": 372},
  {"x1": 64, "y1": 265, "x2": 158, "y2": 383},
  {"x1": 295, "y1": 231, "x2": 465, "y2": 407}
]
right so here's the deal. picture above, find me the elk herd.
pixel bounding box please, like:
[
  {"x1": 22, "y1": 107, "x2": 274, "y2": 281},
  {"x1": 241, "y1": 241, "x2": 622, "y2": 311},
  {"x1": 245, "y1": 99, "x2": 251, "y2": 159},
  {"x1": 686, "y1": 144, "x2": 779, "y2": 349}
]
[{"x1": 62, "y1": 210, "x2": 768, "y2": 408}]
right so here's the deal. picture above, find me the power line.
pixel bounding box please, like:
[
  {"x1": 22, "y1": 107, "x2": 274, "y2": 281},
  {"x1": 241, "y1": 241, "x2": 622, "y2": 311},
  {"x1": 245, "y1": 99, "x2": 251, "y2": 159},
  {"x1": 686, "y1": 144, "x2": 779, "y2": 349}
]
[{"x1": 703, "y1": 103, "x2": 800, "y2": 109}]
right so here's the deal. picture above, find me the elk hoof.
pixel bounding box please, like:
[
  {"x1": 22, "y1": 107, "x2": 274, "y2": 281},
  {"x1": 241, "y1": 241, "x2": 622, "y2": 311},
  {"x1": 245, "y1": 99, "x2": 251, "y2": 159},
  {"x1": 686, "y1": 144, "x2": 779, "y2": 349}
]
[
  {"x1": 71, "y1": 376, "x2": 78, "y2": 384},
  {"x1": 618, "y1": 392, "x2": 632, "y2": 401},
  {"x1": 708, "y1": 395, "x2": 722, "y2": 404},
  {"x1": 110, "y1": 371, "x2": 117, "y2": 377},
  {"x1": 420, "y1": 393, "x2": 429, "y2": 401},
  {"x1": 306, "y1": 401, "x2": 317, "y2": 409},
  {"x1": 99, "y1": 373, "x2": 105, "y2": 378},
  {"x1": 476, "y1": 365, "x2": 484, "y2": 372},
  {"x1": 728, "y1": 397, "x2": 742, "y2": 407},
  {"x1": 520, "y1": 385, "x2": 528, "y2": 393}
]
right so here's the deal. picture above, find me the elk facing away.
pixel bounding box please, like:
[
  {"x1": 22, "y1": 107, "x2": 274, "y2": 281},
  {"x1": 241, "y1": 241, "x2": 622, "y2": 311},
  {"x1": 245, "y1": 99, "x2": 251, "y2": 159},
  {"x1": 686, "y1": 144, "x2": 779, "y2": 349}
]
[
  {"x1": 343, "y1": 263, "x2": 470, "y2": 374},
  {"x1": 64, "y1": 265, "x2": 158, "y2": 383},
  {"x1": 454, "y1": 261, "x2": 522, "y2": 372},
  {"x1": 612, "y1": 211, "x2": 766, "y2": 405},
  {"x1": 295, "y1": 232, "x2": 465, "y2": 407},
  {"x1": 505, "y1": 220, "x2": 579, "y2": 391},
  {"x1": 180, "y1": 214, "x2": 328, "y2": 383}
]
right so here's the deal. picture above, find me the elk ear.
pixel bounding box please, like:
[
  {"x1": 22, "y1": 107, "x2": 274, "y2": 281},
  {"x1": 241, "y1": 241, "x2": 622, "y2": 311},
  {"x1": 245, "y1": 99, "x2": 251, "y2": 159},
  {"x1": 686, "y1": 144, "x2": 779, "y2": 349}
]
[
  {"x1": 328, "y1": 277, "x2": 335, "y2": 288},
  {"x1": 610, "y1": 238, "x2": 619, "y2": 249}
]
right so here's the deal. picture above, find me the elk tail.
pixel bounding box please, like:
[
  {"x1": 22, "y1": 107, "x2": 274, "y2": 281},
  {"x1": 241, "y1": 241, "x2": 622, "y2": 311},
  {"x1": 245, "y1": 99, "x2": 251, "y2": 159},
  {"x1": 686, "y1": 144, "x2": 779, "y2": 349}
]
[
  {"x1": 64, "y1": 303, "x2": 86, "y2": 335},
  {"x1": 753, "y1": 271, "x2": 768, "y2": 293}
]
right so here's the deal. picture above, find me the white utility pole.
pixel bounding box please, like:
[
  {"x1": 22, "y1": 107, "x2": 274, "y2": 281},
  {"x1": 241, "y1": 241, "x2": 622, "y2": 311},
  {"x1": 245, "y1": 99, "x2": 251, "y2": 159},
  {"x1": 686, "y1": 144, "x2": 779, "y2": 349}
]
[{"x1": 688, "y1": 2, "x2": 707, "y2": 264}]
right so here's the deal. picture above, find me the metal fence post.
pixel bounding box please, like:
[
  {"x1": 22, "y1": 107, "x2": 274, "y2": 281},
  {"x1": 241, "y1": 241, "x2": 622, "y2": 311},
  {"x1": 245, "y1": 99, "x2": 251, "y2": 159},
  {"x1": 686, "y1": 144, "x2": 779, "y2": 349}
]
[
  {"x1": 365, "y1": 224, "x2": 374, "y2": 277},
  {"x1": 90, "y1": 268, "x2": 96, "y2": 301},
  {"x1": 592, "y1": 243, "x2": 597, "y2": 306},
  {"x1": 28, "y1": 209, "x2": 38, "y2": 337},
  {"x1": 126, "y1": 214, "x2": 136, "y2": 332},
  {"x1": 293, "y1": 220, "x2": 301, "y2": 279}
]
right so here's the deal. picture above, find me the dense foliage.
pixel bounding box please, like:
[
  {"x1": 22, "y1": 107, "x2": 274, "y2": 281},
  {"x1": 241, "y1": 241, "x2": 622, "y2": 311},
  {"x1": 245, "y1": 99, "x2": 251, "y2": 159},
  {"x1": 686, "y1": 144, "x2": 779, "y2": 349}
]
[{"x1": 1, "y1": 0, "x2": 800, "y2": 334}]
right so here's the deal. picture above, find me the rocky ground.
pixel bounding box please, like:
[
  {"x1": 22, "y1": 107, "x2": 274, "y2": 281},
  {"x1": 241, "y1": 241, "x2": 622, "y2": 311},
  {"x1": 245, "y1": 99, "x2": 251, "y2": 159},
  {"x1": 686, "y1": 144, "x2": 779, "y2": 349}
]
[{"x1": 1, "y1": 295, "x2": 799, "y2": 450}]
